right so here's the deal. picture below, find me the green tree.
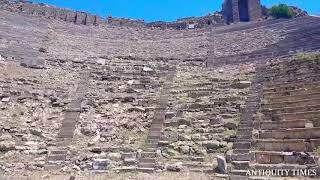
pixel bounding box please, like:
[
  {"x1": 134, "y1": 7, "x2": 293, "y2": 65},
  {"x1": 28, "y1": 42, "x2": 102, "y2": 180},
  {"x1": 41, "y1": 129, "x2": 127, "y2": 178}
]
[{"x1": 269, "y1": 4, "x2": 296, "y2": 19}]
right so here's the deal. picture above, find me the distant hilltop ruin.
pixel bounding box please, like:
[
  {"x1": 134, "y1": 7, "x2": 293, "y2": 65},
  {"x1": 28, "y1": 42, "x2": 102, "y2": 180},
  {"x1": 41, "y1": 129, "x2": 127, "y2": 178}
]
[{"x1": 0, "y1": 0, "x2": 308, "y2": 29}]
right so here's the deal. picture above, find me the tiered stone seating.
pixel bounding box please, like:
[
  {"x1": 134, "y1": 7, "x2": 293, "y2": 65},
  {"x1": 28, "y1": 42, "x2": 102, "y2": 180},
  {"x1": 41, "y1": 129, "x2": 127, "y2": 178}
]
[
  {"x1": 208, "y1": 16, "x2": 320, "y2": 67},
  {"x1": 230, "y1": 57, "x2": 320, "y2": 177},
  {"x1": 150, "y1": 60, "x2": 254, "y2": 172},
  {"x1": 0, "y1": 58, "x2": 84, "y2": 172}
]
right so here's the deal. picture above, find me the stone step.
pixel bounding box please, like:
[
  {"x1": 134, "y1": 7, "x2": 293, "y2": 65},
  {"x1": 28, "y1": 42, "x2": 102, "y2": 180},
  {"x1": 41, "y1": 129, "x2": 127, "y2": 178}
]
[
  {"x1": 249, "y1": 163, "x2": 312, "y2": 174},
  {"x1": 255, "y1": 119, "x2": 308, "y2": 130},
  {"x1": 230, "y1": 170, "x2": 248, "y2": 176},
  {"x1": 255, "y1": 139, "x2": 309, "y2": 152},
  {"x1": 148, "y1": 139, "x2": 159, "y2": 144},
  {"x1": 262, "y1": 104, "x2": 320, "y2": 115},
  {"x1": 59, "y1": 126, "x2": 76, "y2": 131},
  {"x1": 232, "y1": 161, "x2": 249, "y2": 170},
  {"x1": 234, "y1": 142, "x2": 251, "y2": 149},
  {"x1": 57, "y1": 131, "x2": 75, "y2": 137},
  {"x1": 278, "y1": 111, "x2": 320, "y2": 121},
  {"x1": 266, "y1": 92, "x2": 320, "y2": 103},
  {"x1": 263, "y1": 81, "x2": 320, "y2": 93},
  {"x1": 264, "y1": 87, "x2": 320, "y2": 99},
  {"x1": 230, "y1": 153, "x2": 251, "y2": 161},
  {"x1": 113, "y1": 166, "x2": 137, "y2": 172},
  {"x1": 140, "y1": 151, "x2": 156, "y2": 158},
  {"x1": 49, "y1": 150, "x2": 67, "y2": 155},
  {"x1": 241, "y1": 115, "x2": 254, "y2": 121},
  {"x1": 47, "y1": 154, "x2": 66, "y2": 162},
  {"x1": 44, "y1": 164, "x2": 62, "y2": 171},
  {"x1": 269, "y1": 127, "x2": 320, "y2": 139},
  {"x1": 148, "y1": 131, "x2": 162, "y2": 136},
  {"x1": 138, "y1": 162, "x2": 155, "y2": 168},
  {"x1": 149, "y1": 127, "x2": 162, "y2": 131},
  {"x1": 262, "y1": 98, "x2": 320, "y2": 109},
  {"x1": 236, "y1": 138, "x2": 252, "y2": 142},
  {"x1": 236, "y1": 135, "x2": 252, "y2": 140},
  {"x1": 60, "y1": 121, "x2": 77, "y2": 126},
  {"x1": 139, "y1": 158, "x2": 155, "y2": 163},
  {"x1": 260, "y1": 73, "x2": 320, "y2": 83},
  {"x1": 148, "y1": 135, "x2": 161, "y2": 139},
  {"x1": 253, "y1": 151, "x2": 317, "y2": 164},
  {"x1": 233, "y1": 149, "x2": 250, "y2": 154},
  {"x1": 238, "y1": 128, "x2": 253, "y2": 131},
  {"x1": 239, "y1": 121, "x2": 254, "y2": 126},
  {"x1": 137, "y1": 167, "x2": 155, "y2": 173},
  {"x1": 238, "y1": 124, "x2": 253, "y2": 128},
  {"x1": 237, "y1": 131, "x2": 252, "y2": 136}
]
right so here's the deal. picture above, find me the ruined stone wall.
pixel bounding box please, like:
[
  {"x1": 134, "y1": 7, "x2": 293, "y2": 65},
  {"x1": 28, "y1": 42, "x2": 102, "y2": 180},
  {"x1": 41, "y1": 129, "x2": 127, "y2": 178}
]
[
  {"x1": 143, "y1": 14, "x2": 225, "y2": 30},
  {"x1": 0, "y1": 0, "x2": 145, "y2": 27},
  {"x1": 222, "y1": 0, "x2": 262, "y2": 23},
  {"x1": 1, "y1": 0, "x2": 224, "y2": 30},
  {"x1": 222, "y1": 0, "x2": 234, "y2": 23},
  {"x1": 248, "y1": 0, "x2": 262, "y2": 21}
]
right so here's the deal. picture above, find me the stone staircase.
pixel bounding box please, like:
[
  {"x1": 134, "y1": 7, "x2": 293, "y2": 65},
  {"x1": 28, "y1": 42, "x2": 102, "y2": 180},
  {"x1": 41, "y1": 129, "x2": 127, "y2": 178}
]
[
  {"x1": 46, "y1": 71, "x2": 90, "y2": 169},
  {"x1": 229, "y1": 67, "x2": 263, "y2": 177},
  {"x1": 138, "y1": 67, "x2": 176, "y2": 172}
]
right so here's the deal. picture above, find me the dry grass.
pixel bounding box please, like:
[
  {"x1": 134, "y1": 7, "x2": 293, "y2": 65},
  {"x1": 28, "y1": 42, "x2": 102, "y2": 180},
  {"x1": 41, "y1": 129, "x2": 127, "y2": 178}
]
[{"x1": 295, "y1": 52, "x2": 320, "y2": 62}]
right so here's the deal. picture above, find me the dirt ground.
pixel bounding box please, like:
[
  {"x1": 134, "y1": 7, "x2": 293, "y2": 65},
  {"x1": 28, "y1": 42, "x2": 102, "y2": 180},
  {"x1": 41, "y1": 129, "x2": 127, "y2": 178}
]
[{"x1": 0, "y1": 171, "x2": 317, "y2": 180}]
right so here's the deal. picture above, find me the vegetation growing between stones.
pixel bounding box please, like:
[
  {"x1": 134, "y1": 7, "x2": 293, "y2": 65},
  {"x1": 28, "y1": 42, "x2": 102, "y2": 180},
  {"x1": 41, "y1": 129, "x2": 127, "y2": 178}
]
[
  {"x1": 224, "y1": 129, "x2": 236, "y2": 137},
  {"x1": 296, "y1": 52, "x2": 320, "y2": 62},
  {"x1": 314, "y1": 146, "x2": 320, "y2": 156},
  {"x1": 269, "y1": 4, "x2": 296, "y2": 19}
]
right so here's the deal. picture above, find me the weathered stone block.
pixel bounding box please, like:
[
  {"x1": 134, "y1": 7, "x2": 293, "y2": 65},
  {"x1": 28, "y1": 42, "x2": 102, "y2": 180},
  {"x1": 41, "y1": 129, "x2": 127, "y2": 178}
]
[
  {"x1": 92, "y1": 159, "x2": 111, "y2": 170},
  {"x1": 203, "y1": 141, "x2": 220, "y2": 149},
  {"x1": 75, "y1": 11, "x2": 87, "y2": 25},
  {"x1": 95, "y1": 16, "x2": 107, "y2": 25},
  {"x1": 217, "y1": 155, "x2": 227, "y2": 174},
  {"x1": 166, "y1": 162, "x2": 183, "y2": 172},
  {"x1": 44, "y1": 6, "x2": 56, "y2": 18},
  {"x1": 86, "y1": 14, "x2": 96, "y2": 25}
]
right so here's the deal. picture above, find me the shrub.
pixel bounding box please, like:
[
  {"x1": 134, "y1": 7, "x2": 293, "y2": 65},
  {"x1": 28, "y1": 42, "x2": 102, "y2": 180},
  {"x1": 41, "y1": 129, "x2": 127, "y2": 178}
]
[{"x1": 269, "y1": 4, "x2": 296, "y2": 19}]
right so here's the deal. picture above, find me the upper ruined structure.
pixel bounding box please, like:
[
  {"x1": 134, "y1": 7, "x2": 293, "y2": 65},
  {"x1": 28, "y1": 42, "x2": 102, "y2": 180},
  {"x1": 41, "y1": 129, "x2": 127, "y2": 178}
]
[
  {"x1": 222, "y1": 0, "x2": 262, "y2": 23},
  {"x1": 0, "y1": 0, "x2": 309, "y2": 29}
]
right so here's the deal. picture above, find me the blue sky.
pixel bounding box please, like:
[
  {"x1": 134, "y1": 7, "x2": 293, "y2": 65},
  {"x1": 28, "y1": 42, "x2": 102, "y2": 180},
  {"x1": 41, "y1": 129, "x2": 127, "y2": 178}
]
[{"x1": 31, "y1": 0, "x2": 320, "y2": 22}]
